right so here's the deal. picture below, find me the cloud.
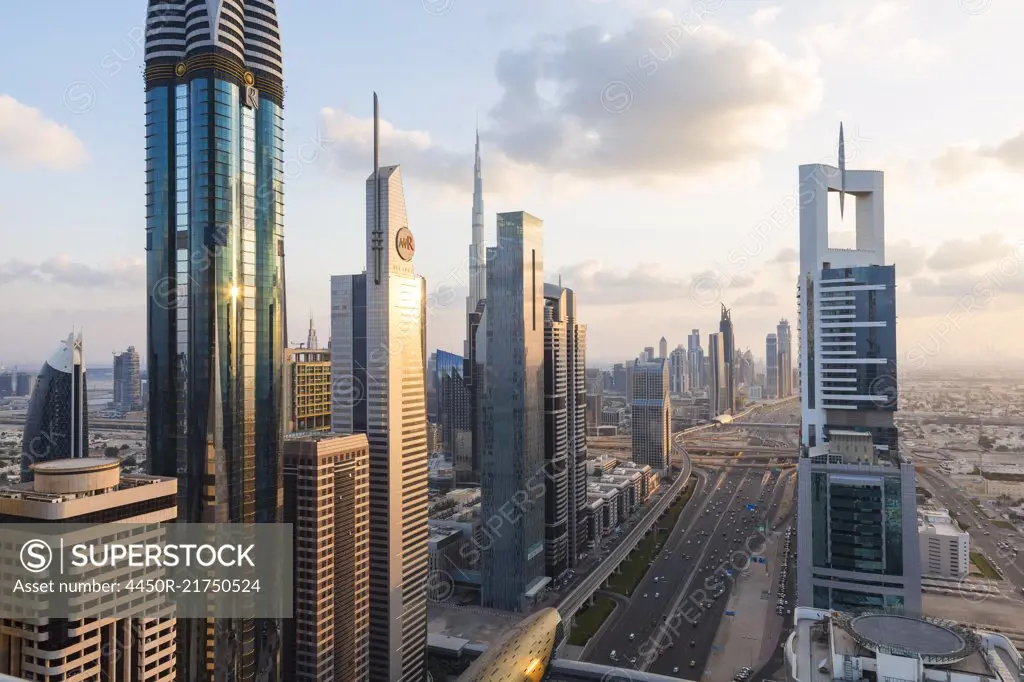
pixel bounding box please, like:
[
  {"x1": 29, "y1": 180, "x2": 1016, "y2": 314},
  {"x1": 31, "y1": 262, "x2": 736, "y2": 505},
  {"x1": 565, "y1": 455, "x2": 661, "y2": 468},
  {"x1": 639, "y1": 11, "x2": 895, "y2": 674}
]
[
  {"x1": 769, "y1": 247, "x2": 798, "y2": 264},
  {"x1": 318, "y1": 107, "x2": 470, "y2": 188},
  {"x1": 750, "y1": 6, "x2": 781, "y2": 26},
  {"x1": 932, "y1": 131, "x2": 1024, "y2": 184},
  {"x1": 801, "y1": 2, "x2": 940, "y2": 68},
  {"x1": 486, "y1": 15, "x2": 821, "y2": 179},
  {"x1": 558, "y1": 260, "x2": 751, "y2": 305},
  {"x1": 887, "y1": 240, "x2": 927, "y2": 278},
  {"x1": 733, "y1": 290, "x2": 778, "y2": 307},
  {"x1": 925, "y1": 234, "x2": 1014, "y2": 272},
  {"x1": 0, "y1": 256, "x2": 142, "y2": 288},
  {"x1": 0, "y1": 95, "x2": 87, "y2": 171}
]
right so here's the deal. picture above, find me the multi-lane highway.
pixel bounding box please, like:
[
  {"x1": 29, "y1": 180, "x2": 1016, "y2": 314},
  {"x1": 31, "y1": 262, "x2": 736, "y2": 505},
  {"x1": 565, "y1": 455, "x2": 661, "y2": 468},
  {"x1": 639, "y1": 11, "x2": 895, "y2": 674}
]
[
  {"x1": 581, "y1": 466, "x2": 790, "y2": 677},
  {"x1": 918, "y1": 468, "x2": 1024, "y2": 588}
]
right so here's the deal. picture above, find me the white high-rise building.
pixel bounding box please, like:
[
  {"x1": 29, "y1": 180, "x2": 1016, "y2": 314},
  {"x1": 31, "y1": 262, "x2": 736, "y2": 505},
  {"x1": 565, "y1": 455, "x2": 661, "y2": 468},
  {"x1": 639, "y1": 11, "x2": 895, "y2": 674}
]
[
  {"x1": 796, "y1": 125, "x2": 919, "y2": 615},
  {"x1": 330, "y1": 94, "x2": 428, "y2": 681}
]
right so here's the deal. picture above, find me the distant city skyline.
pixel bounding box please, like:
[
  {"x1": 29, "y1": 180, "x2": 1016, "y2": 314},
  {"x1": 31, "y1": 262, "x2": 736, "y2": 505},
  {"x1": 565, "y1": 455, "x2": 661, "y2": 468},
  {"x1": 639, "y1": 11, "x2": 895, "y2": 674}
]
[{"x1": 3, "y1": 2, "x2": 1024, "y2": 367}]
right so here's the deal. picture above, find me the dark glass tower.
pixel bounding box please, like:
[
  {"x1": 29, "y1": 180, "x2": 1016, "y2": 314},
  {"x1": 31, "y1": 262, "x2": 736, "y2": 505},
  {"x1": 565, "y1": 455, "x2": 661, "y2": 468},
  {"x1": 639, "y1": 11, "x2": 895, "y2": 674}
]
[
  {"x1": 719, "y1": 304, "x2": 735, "y2": 413},
  {"x1": 144, "y1": 2, "x2": 285, "y2": 680},
  {"x1": 21, "y1": 333, "x2": 87, "y2": 482}
]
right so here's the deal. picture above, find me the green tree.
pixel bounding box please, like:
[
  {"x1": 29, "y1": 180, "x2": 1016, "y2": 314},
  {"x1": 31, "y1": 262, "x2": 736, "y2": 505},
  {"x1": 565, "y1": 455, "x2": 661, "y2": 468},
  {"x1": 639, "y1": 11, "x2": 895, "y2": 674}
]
[{"x1": 103, "y1": 446, "x2": 119, "y2": 458}]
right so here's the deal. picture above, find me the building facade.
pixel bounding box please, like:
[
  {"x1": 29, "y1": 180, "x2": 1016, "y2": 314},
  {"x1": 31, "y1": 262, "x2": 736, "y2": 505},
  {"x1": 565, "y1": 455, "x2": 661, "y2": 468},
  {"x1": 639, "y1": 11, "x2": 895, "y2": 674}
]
[
  {"x1": 918, "y1": 509, "x2": 969, "y2": 579},
  {"x1": 777, "y1": 319, "x2": 793, "y2": 397},
  {"x1": 144, "y1": 2, "x2": 287, "y2": 677},
  {"x1": 707, "y1": 332, "x2": 727, "y2": 419},
  {"x1": 480, "y1": 211, "x2": 547, "y2": 611},
  {"x1": 0, "y1": 458, "x2": 177, "y2": 681},
  {"x1": 283, "y1": 434, "x2": 369, "y2": 681},
  {"x1": 113, "y1": 345, "x2": 142, "y2": 412},
  {"x1": 668, "y1": 345, "x2": 686, "y2": 394},
  {"x1": 21, "y1": 332, "x2": 87, "y2": 482},
  {"x1": 796, "y1": 135, "x2": 919, "y2": 614},
  {"x1": 285, "y1": 347, "x2": 332, "y2": 433},
  {"x1": 687, "y1": 329, "x2": 703, "y2": 392},
  {"x1": 631, "y1": 359, "x2": 670, "y2": 470},
  {"x1": 543, "y1": 284, "x2": 588, "y2": 574},
  {"x1": 435, "y1": 350, "x2": 473, "y2": 483},
  {"x1": 765, "y1": 333, "x2": 779, "y2": 399},
  {"x1": 330, "y1": 106, "x2": 429, "y2": 679},
  {"x1": 658, "y1": 337, "x2": 668, "y2": 360},
  {"x1": 719, "y1": 304, "x2": 735, "y2": 413}
]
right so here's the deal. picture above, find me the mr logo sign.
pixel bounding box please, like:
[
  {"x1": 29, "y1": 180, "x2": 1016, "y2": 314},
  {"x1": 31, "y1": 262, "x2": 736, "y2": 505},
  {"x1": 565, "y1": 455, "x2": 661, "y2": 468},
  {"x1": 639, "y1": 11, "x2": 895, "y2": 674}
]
[{"x1": 395, "y1": 227, "x2": 415, "y2": 261}]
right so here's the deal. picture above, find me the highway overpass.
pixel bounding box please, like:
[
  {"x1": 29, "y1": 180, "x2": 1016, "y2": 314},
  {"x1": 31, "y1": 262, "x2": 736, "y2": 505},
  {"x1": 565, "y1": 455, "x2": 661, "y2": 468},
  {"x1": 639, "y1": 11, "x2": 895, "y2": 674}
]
[
  {"x1": 682, "y1": 443, "x2": 799, "y2": 456},
  {"x1": 557, "y1": 443, "x2": 693, "y2": 627}
]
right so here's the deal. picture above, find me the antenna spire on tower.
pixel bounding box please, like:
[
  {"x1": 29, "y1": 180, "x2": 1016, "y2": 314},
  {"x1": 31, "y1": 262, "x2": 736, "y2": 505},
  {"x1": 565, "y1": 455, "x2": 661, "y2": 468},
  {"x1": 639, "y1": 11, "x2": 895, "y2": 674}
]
[
  {"x1": 838, "y1": 121, "x2": 847, "y2": 219},
  {"x1": 372, "y1": 92, "x2": 383, "y2": 285}
]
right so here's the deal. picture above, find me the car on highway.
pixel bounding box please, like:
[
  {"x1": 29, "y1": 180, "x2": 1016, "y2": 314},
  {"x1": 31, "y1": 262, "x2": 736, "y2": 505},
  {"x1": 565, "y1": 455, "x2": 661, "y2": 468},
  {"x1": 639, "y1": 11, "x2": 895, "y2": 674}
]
[
  {"x1": 629, "y1": 633, "x2": 635, "y2": 640},
  {"x1": 690, "y1": 660, "x2": 696, "y2": 668}
]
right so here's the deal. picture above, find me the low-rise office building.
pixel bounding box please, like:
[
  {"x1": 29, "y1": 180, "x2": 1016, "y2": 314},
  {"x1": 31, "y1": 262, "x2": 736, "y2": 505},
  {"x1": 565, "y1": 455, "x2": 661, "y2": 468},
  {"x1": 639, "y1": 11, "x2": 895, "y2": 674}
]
[{"x1": 918, "y1": 508, "x2": 969, "y2": 579}]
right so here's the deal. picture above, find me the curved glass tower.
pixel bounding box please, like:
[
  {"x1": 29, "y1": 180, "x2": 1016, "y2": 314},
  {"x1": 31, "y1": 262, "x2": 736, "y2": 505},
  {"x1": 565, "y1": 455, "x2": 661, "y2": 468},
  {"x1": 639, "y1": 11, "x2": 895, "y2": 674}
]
[
  {"x1": 144, "y1": 2, "x2": 285, "y2": 680},
  {"x1": 20, "y1": 332, "x2": 87, "y2": 482}
]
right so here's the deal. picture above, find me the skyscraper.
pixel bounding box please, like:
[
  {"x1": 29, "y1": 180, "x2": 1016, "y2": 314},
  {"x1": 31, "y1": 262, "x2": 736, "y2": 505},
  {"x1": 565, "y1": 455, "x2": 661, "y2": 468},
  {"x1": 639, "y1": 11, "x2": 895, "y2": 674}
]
[
  {"x1": 707, "y1": 332, "x2": 727, "y2": 419},
  {"x1": 464, "y1": 129, "x2": 488, "y2": 491},
  {"x1": 481, "y1": 211, "x2": 547, "y2": 611},
  {"x1": 796, "y1": 126, "x2": 918, "y2": 613},
  {"x1": 467, "y1": 128, "x2": 486, "y2": 318},
  {"x1": 112, "y1": 345, "x2": 142, "y2": 412},
  {"x1": 719, "y1": 304, "x2": 735, "y2": 413},
  {"x1": 687, "y1": 329, "x2": 703, "y2": 392},
  {"x1": 765, "y1": 333, "x2": 778, "y2": 399},
  {"x1": 668, "y1": 345, "x2": 687, "y2": 394},
  {"x1": 777, "y1": 318, "x2": 792, "y2": 397},
  {"x1": 330, "y1": 94, "x2": 428, "y2": 680},
  {"x1": 283, "y1": 434, "x2": 369, "y2": 681},
  {"x1": 631, "y1": 359, "x2": 671, "y2": 470},
  {"x1": 435, "y1": 350, "x2": 473, "y2": 482},
  {"x1": 21, "y1": 332, "x2": 87, "y2": 482},
  {"x1": 144, "y1": 3, "x2": 286, "y2": 676},
  {"x1": 544, "y1": 283, "x2": 589, "y2": 573},
  {"x1": 306, "y1": 315, "x2": 319, "y2": 350},
  {"x1": 643, "y1": 346, "x2": 655, "y2": 363},
  {"x1": 658, "y1": 336, "x2": 668, "y2": 359},
  {"x1": 284, "y1": 346, "x2": 332, "y2": 433}
]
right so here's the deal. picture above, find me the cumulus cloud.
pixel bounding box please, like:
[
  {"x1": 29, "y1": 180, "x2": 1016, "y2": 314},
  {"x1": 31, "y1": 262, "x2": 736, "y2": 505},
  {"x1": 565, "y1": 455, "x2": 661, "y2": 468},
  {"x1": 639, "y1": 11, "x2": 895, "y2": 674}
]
[
  {"x1": 0, "y1": 256, "x2": 142, "y2": 288},
  {"x1": 801, "y1": 2, "x2": 940, "y2": 68},
  {"x1": 558, "y1": 260, "x2": 752, "y2": 305},
  {"x1": 932, "y1": 132, "x2": 1024, "y2": 184},
  {"x1": 769, "y1": 247, "x2": 798, "y2": 264},
  {"x1": 750, "y1": 6, "x2": 781, "y2": 26},
  {"x1": 733, "y1": 290, "x2": 778, "y2": 307},
  {"x1": 0, "y1": 95, "x2": 87, "y2": 171},
  {"x1": 925, "y1": 234, "x2": 1014, "y2": 272},
  {"x1": 886, "y1": 240, "x2": 926, "y2": 278},
  {"x1": 486, "y1": 15, "x2": 821, "y2": 179}
]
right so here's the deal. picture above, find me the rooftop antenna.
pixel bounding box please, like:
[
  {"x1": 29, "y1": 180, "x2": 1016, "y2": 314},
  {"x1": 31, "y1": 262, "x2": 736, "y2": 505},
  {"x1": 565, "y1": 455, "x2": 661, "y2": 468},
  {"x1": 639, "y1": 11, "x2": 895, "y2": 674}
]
[
  {"x1": 838, "y1": 122, "x2": 847, "y2": 219},
  {"x1": 372, "y1": 92, "x2": 383, "y2": 285}
]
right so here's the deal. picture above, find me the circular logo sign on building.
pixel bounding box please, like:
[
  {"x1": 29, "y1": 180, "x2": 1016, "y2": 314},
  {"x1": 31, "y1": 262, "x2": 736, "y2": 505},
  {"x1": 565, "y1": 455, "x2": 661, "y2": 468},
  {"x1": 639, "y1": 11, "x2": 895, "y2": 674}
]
[{"x1": 396, "y1": 227, "x2": 415, "y2": 261}]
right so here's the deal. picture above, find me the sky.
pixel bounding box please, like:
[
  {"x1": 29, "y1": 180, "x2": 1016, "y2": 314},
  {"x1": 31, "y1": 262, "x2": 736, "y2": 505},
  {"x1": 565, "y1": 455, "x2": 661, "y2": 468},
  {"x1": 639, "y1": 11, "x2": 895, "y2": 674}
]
[{"x1": 2, "y1": 0, "x2": 1023, "y2": 371}]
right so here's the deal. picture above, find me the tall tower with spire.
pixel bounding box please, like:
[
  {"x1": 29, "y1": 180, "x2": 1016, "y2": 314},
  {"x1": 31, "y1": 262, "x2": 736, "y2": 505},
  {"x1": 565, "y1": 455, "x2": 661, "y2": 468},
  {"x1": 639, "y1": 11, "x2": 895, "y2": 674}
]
[
  {"x1": 306, "y1": 314, "x2": 318, "y2": 350},
  {"x1": 330, "y1": 93, "x2": 428, "y2": 681},
  {"x1": 467, "y1": 128, "x2": 486, "y2": 315}
]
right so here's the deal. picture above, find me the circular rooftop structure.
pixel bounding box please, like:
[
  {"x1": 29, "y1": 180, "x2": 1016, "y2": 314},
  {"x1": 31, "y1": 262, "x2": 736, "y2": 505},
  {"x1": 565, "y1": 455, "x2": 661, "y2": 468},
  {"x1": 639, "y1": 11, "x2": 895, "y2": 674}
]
[
  {"x1": 845, "y1": 613, "x2": 978, "y2": 664},
  {"x1": 31, "y1": 457, "x2": 121, "y2": 494}
]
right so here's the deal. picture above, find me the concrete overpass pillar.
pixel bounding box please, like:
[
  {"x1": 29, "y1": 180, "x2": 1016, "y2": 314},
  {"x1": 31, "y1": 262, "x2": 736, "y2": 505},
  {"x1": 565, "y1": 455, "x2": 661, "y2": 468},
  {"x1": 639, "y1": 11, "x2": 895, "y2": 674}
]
[{"x1": 587, "y1": 594, "x2": 595, "y2": 607}]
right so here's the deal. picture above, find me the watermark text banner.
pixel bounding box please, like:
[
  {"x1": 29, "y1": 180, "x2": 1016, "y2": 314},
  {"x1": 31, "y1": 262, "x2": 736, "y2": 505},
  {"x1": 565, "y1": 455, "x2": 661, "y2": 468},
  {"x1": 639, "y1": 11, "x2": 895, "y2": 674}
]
[{"x1": 0, "y1": 523, "x2": 292, "y2": 619}]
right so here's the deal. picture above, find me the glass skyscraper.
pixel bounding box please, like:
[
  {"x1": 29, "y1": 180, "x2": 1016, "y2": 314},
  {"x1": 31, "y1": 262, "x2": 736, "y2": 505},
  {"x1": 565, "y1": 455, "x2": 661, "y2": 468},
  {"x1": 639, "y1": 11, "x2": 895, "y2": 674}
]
[
  {"x1": 21, "y1": 332, "x2": 87, "y2": 482},
  {"x1": 765, "y1": 333, "x2": 778, "y2": 399},
  {"x1": 435, "y1": 349, "x2": 473, "y2": 481},
  {"x1": 144, "y1": 2, "x2": 286, "y2": 679},
  {"x1": 481, "y1": 211, "x2": 547, "y2": 611}
]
